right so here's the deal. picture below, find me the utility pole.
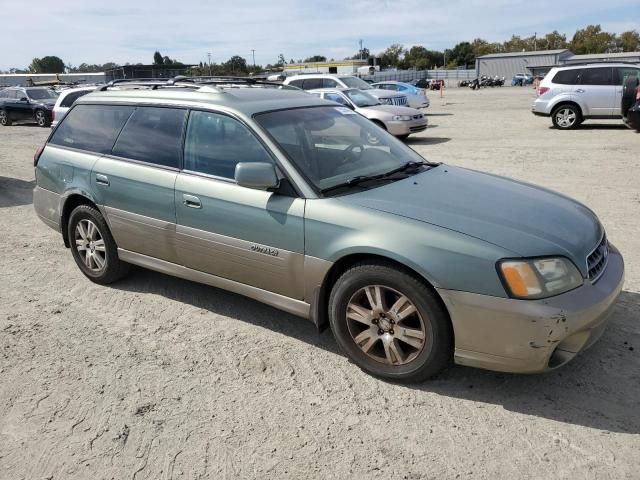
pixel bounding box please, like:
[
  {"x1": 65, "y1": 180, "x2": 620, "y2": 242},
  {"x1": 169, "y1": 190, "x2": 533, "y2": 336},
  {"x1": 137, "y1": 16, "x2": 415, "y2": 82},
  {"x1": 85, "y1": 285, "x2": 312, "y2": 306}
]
[
  {"x1": 534, "y1": 32, "x2": 537, "y2": 51},
  {"x1": 359, "y1": 39, "x2": 363, "y2": 60},
  {"x1": 207, "y1": 52, "x2": 212, "y2": 76},
  {"x1": 251, "y1": 49, "x2": 256, "y2": 68}
]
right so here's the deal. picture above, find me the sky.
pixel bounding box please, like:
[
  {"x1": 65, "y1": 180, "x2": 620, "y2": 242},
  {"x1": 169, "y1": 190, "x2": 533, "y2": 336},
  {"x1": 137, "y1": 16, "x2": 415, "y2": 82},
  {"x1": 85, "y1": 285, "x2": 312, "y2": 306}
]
[{"x1": 2, "y1": 0, "x2": 639, "y2": 70}]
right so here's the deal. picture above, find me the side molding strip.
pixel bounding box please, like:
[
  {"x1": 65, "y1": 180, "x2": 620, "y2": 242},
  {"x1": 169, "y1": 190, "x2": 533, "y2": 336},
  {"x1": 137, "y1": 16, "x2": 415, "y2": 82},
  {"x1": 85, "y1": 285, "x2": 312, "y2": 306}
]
[{"x1": 117, "y1": 248, "x2": 312, "y2": 319}]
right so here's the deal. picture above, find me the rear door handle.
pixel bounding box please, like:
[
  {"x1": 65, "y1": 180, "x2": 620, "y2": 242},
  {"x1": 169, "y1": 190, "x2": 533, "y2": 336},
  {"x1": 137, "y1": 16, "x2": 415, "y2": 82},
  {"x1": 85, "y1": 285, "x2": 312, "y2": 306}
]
[
  {"x1": 576, "y1": 89, "x2": 585, "y2": 93},
  {"x1": 95, "y1": 173, "x2": 110, "y2": 186},
  {"x1": 183, "y1": 194, "x2": 202, "y2": 209}
]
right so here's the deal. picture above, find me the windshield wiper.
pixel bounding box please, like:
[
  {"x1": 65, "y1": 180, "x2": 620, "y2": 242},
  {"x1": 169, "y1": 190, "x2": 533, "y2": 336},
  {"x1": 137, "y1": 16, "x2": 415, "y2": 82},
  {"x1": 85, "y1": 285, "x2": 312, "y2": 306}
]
[{"x1": 320, "y1": 175, "x2": 383, "y2": 195}]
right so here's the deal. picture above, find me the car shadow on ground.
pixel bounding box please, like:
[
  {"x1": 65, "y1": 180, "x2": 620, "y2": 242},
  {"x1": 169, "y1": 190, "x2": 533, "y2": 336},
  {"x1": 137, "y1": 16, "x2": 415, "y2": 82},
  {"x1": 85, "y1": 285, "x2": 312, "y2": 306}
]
[
  {"x1": 0, "y1": 176, "x2": 35, "y2": 208},
  {"x1": 111, "y1": 266, "x2": 639, "y2": 434},
  {"x1": 405, "y1": 137, "x2": 451, "y2": 145},
  {"x1": 547, "y1": 124, "x2": 629, "y2": 130},
  {"x1": 425, "y1": 113, "x2": 454, "y2": 116}
]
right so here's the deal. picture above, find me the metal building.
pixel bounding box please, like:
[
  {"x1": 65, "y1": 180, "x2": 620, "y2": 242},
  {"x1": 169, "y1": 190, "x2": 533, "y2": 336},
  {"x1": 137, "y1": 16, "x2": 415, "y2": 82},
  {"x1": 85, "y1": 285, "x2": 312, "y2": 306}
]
[
  {"x1": 0, "y1": 72, "x2": 105, "y2": 87},
  {"x1": 475, "y1": 49, "x2": 573, "y2": 80}
]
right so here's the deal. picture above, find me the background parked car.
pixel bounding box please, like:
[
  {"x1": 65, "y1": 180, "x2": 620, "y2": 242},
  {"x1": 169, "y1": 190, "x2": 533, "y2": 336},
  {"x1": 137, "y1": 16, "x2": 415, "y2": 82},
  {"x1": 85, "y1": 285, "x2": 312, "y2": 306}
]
[
  {"x1": 309, "y1": 87, "x2": 427, "y2": 139},
  {"x1": 51, "y1": 86, "x2": 99, "y2": 128},
  {"x1": 283, "y1": 74, "x2": 408, "y2": 106},
  {"x1": 532, "y1": 63, "x2": 640, "y2": 129},
  {"x1": 0, "y1": 86, "x2": 58, "y2": 127},
  {"x1": 512, "y1": 73, "x2": 534, "y2": 86},
  {"x1": 371, "y1": 81, "x2": 430, "y2": 109}
]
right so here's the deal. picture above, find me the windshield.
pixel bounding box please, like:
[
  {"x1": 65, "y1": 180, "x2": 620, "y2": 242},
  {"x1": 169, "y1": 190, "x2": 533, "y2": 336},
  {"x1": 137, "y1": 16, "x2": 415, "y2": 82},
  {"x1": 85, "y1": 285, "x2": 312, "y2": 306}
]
[
  {"x1": 255, "y1": 106, "x2": 429, "y2": 194},
  {"x1": 344, "y1": 89, "x2": 379, "y2": 107},
  {"x1": 27, "y1": 89, "x2": 58, "y2": 100},
  {"x1": 340, "y1": 76, "x2": 373, "y2": 90}
]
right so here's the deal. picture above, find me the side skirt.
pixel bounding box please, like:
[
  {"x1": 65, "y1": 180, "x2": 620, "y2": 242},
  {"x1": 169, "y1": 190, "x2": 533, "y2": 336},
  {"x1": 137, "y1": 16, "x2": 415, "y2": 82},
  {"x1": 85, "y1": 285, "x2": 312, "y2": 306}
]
[{"x1": 117, "y1": 248, "x2": 312, "y2": 320}]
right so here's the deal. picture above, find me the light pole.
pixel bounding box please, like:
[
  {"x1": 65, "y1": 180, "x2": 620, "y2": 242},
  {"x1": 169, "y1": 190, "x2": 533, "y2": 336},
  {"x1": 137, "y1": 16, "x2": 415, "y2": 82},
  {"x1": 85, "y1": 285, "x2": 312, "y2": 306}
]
[
  {"x1": 207, "y1": 52, "x2": 212, "y2": 76},
  {"x1": 251, "y1": 49, "x2": 256, "y2": 68}
]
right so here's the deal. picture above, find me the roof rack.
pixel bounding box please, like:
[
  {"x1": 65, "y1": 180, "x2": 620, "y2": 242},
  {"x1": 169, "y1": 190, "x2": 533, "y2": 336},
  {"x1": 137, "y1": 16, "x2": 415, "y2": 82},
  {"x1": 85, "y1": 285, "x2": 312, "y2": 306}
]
[
  {"x1": 559, "y1": 60, "x2": 640, "y2": 67},
  {"x1": 96, "y1": 75, "x2": 299, "y2": 93},
  {"x1": 172, "y1": 75, "x2": 298, "y2": 89}
]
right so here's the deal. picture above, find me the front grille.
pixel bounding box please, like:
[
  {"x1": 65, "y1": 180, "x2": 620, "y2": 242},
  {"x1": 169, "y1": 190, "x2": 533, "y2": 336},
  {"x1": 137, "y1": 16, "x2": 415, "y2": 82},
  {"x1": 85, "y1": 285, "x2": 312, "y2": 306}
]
[
  {"x1": 391, "y1": 96, "x2": 407, "y2": 106},
  {"x1": 587, "y1": 234, "x2": 609, "y2": 282}
]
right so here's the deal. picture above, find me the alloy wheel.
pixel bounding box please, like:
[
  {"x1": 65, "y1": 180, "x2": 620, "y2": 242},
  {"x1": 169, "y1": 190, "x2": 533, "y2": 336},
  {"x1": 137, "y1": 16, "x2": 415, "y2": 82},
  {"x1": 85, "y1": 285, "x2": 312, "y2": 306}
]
[
  {"x1": 346, "y1": 285, "x2": 428, "y2": 365},
  {"x1": 74, "y1": 219, "x2": 106, "y2": 272},
  {"x1": 36, "y1": 111, "x2": 46, "y2": 127},
  {"x1": 556, "y1": 108, "x2": 576, "y2": 128},
  {"x1": 0, "y1": 110, "x2": 7, "y2": 125}
]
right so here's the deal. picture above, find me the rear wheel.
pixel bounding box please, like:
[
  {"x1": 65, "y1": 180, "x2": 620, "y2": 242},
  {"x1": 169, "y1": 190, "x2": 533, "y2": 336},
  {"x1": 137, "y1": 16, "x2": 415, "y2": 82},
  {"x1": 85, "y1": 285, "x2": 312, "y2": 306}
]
[
  {"x1": 329, "y1": 262, "x2": 452, "y2": 382},
  {"x1": 35, "y1": 110, "x2": 50, "y2": 127},
  {"x1": 551, "y1": 104, "x2": 581, "y2": 130},
  {"x1": 0, "y1": 109, "x2": 11, "y2": 126},
  {"x1": 396, "y1": 134, "x2": 410, "y2": 141},
  {"x1": 68, "y1": 205, "x2": 129, "y2": 284}
]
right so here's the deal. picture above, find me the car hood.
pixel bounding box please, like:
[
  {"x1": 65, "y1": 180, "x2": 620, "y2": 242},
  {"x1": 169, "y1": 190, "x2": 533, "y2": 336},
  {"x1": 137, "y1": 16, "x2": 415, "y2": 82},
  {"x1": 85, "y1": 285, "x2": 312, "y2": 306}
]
[
  {"x1": 365, "y1": 88, "x2": 404, "y2": 99},
  {"x1": 339, "y1": 165, "x2": 602, "y2": 275},
  {"x1": 358, "y1": 104, "x2": 423, "y2": 117}
]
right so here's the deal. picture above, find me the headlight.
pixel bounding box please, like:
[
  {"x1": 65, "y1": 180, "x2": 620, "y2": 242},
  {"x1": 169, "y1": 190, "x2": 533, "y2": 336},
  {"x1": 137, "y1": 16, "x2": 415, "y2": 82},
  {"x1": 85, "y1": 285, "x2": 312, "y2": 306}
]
[
  {"x1": 392, "y1": 115, "x2": 412, "y2": 121},
  {"x1": 379, "y1": 98, "x2": 392, "y2": 105},
  {"x1": 498, "y1": 257, "x2": 583, "y2": 299}
]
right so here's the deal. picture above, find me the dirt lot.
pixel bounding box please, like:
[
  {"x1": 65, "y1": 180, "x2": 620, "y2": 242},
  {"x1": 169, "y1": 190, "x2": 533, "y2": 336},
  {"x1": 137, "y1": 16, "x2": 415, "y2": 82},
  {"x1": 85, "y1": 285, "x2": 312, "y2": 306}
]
[{"x1": 1, "y1": 87, "x2": 639, "y2": 480}]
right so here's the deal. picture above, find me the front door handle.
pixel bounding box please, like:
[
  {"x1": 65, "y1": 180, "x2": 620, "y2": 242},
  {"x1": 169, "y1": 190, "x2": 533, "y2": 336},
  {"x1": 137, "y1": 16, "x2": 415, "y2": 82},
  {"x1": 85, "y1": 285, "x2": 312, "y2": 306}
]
[
  {"x1": 95, "y1": 173, "x2": 110, "y2": 186},
  {"x1": 183, "y1": 194, "x2": 202, "y2": 209},
  {"x1": 575, "y1": 89, "x2": 585, "y2": 93}
]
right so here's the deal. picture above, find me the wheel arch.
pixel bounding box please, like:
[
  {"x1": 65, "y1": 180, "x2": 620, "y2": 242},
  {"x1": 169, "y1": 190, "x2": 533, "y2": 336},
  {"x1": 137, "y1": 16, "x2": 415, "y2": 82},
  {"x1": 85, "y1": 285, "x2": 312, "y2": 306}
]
[
  {"x1": 60, "y1": 192, "x2": 101, "y2": 248},
  {"x1": 311, "y1": 252, "x2": 451, "y2": 337},
  {"x1": 551, "y1": 100, "x2": 583, "y2": 117}
]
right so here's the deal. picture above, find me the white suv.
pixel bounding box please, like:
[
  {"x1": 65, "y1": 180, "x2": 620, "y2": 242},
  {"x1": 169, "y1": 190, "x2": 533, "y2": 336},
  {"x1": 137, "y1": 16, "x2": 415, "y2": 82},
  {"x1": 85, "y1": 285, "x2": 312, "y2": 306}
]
[
  {"x1": 532, "y1": 63, "x2": 640, "y2": 129},
  {"x1": 51, "y1": 86, "x2": 99, "y2": 128},
  {"x1": 283, "y1": 74, "x2": 409, "y2": 106}
]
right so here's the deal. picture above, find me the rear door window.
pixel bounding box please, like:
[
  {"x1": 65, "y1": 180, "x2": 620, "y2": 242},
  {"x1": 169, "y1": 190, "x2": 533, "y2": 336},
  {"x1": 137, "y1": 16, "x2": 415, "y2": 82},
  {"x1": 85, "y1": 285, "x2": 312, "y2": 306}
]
[
  {"x1": 322, "y1": 78, "x2": 339, "y2": 88},
  {"x1": 49, "y1": 104, "x2": 134, "y2": 154},
  {"x1": 183, "y1": 110, "x2": 273, "y2": 179},
  {"x1": 580, "y1": 68, "x2": 613, "y2": 86},
  {"x1": 111, "y1": 107, "x2": 187, "y2": 168},
  {"x1": 614, "y1": 67, "x2": 640, "y2": 85},
  {"x1": 552, "y1": 69, "x2": 581, "y2": 85},
  {"x1": 302, "y1": 78, "x2": 323, "y2": 90},
  {"x1": 288, "y1": 79, "x2": 304, "y2": 88},
  {"x1": 60, "y1": 90, "x2": 91, "y2": 108}
]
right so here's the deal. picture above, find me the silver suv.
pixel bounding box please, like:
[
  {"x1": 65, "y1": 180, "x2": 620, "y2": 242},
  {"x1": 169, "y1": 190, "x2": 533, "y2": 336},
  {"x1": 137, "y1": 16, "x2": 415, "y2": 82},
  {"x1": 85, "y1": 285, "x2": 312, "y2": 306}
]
[{"x1": 532, "y1": 63, "x2": 640, "y2": 129}]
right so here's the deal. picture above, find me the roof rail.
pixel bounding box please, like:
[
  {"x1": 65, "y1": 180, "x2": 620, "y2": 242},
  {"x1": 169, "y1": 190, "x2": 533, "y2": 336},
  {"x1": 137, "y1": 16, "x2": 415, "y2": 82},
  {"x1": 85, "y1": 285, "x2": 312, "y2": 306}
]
[
  {"x1": 560, "y1": 60, "x2": 640, "y2": 67},
  {"x1": 172, "y1": 75, "x2": 299, "y2": 89},
  {"x1": 96, "y1": 75, "x2": 299, "y2": 93}
]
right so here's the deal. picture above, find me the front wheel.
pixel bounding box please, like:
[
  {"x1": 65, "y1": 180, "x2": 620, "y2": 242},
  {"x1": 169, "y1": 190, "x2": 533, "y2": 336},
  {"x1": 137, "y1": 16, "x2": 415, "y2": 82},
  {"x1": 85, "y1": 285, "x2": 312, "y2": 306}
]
[
  {"x1": 35, "y1": 110, "x2": 50, "y2": 127},
  {"x1": 68, "y1": 205, "x2": 129, "y2": 284},
  {"x1": 329, "y1": 262, "x2": 453, "y2": 382},
  {"x1": 551, "y1": 105, "x2": 581, "y2": 130},
  {"x1": 0, "y1": 109, "x2": 11, "y2": 126}
]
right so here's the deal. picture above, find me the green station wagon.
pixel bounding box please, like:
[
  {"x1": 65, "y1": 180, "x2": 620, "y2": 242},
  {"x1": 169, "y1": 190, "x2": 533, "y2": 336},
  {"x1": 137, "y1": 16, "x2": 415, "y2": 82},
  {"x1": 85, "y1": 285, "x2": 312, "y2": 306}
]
[{"x1": 33, "y1": 78, "x2": 624, "y2": 382}]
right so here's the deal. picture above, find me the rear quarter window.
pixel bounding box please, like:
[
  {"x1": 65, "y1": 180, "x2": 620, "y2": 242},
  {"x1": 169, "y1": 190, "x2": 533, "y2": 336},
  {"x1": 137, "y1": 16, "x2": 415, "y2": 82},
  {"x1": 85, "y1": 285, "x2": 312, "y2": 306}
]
[
  {"x1": 552, "y1": 69, "x2": 581, "y2": 85},
  {"x1": 60, "y1": 90, "x2": 91, "y2": 108},
  {"x1": 49, "y1": 104, "x2": 135, "y2": 154}
]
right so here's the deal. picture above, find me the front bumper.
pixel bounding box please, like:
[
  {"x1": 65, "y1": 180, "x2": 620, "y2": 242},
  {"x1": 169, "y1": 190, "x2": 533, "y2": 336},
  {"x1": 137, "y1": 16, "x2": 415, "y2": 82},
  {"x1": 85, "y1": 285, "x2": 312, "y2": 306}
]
[
  {"x1": 386, "y1": 118, "x2": 428, "y2": 136},
  {"x1": 437, "y1": 244, "x2": 624, "y2": 373}
]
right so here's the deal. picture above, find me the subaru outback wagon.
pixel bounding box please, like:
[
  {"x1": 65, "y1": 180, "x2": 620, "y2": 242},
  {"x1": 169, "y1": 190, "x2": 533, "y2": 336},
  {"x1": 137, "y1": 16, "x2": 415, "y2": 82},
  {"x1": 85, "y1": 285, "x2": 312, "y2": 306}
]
[{"x1": 33, "y1": 77, "x2": 624, "y2": 382}]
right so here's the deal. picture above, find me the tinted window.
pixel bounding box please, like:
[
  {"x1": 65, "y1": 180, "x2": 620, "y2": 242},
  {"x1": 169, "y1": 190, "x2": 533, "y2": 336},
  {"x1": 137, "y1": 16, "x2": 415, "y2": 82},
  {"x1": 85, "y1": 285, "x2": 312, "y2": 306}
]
[
  {"x1": 322, "y1": 78, "x2": 339, "y2": 88},
  {"x1": 615, "y1": 67, "x2": 640, "y2": 85},
  {"x1": 0, "y1": 90, "x2": 6, "y2": 98},
  {"x1": 61, "y1": 90, "x2": 91, "y2": 108},
  {"x1": 324, "y1": 93, "x2": 349, "y2": 106},
  {"x1": 27, "y1": 89, "x2": 58, "y2": 100},
  {"x1": 49, "y1": 104, "x2": 134, "y2": 154},
  {"x1": 288, "y1": 79, "x2": 304, "y2": 88},
  {"x1": 112, "y1": 107, "x2": 186, "y2": 168},
  {"x1": 580, "y1": 67, "x2": 613, "y2": 86},
  {"x1": 552, "y1": 69, "x2": 581, "y2": 85},
  {"x1": 184, "y1": 111, "x2": 273, "y2": 179},
  {"x1": 302, "y1": 78, "x2": 323, "y2": 90}
]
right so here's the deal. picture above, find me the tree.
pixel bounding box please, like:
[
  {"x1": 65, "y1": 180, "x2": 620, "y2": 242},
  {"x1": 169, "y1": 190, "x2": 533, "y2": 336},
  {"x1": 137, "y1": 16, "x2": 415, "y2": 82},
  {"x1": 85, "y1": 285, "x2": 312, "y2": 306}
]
[
  {"x1": 540, "y1": 30, "x2": 568, "y2": 50},
  {"x1": 29, "y1": 56, "x2": 65, "y2": 73},
  {"x1": 153, "y1": 51, "x2": 163, "y2": 65},
  {"x1": 224, "y1": 55, "x2": 248, "y2": 73},
  {"x1": 380, "y1": 44, "x2": 405, "y2": 68},
  {"x1": 449, "y1": 42, "x2": 475, "y2": 68},
  {"x1": 570, "y1": 25, "x2": 616, "y2": 54},
  {"x1": 617, "y1": 30, "x2": 640, "y2": 52},
  {"x1": 304, "y1": 55, "x2": 327, "y2": 62},
  {"x1": 348, "y1": 47, "x2": 370, "y2": 60},
  {"x1": 277, "y1": 54, "x2": 286, "y2": 65}
]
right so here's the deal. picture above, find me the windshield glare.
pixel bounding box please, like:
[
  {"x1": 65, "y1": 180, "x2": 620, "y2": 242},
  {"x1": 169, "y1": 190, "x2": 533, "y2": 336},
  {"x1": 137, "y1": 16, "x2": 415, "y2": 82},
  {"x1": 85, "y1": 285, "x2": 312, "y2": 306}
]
[
  {"x1": 27, "y1": 89, "x2": 58, "y2": 100},
  {"x1": 340, "y1": 76, "x2": 373, "y2": 90},
  {"x1": 344, "y1": 89, "x2": 379, "y2": 107},
  {"x1": 256, "y1": 106, "x2": 427, "y2": 193}
]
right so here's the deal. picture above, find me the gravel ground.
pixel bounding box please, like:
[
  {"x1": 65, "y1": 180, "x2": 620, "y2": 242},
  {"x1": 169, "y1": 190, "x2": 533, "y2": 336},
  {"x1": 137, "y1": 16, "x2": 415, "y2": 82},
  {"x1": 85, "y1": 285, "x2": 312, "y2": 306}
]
[{"x1": 1, "y1": 87, "x2": 638, "y2": 480}]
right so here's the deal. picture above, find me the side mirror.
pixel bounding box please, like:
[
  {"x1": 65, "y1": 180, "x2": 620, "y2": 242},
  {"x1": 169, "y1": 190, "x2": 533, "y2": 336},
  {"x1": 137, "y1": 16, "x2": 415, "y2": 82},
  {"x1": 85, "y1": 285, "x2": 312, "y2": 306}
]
[
  {"x1": 19, "y1": 97, "x2": 29, "y2": 102},
  {"x1": 234, "y1": 162, "x2": 279, "y2": 190}
]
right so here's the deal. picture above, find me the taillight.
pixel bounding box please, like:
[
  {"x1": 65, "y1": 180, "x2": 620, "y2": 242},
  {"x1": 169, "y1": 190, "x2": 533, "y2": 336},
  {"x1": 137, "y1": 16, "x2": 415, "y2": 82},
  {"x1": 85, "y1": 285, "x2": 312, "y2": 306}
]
[
  {"x1": 34, "y1": 145, "x2": 45, "y2": 166},
  {"x1": 538, "y1": 86, "x2": 550, "y2": 96},
  {"x1": 51, "y1": 110, "x2": 56, "y2": 120},
  {"x1": 636, "y1": 86, "x2": 640, "y2": 101}
]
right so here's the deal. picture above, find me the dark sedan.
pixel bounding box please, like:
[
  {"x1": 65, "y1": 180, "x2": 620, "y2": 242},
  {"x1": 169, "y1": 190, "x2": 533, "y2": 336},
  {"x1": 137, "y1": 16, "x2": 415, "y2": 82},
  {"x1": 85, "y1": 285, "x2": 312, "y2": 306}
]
[{"x1": 0, "y1": 87, "x2": 58, "y2": 127}]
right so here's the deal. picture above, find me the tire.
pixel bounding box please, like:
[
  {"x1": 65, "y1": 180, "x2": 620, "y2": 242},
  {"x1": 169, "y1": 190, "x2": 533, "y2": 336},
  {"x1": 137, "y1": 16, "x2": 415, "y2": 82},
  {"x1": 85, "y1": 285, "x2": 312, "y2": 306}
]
[
  {"x1": 329, "y1": 261, "x2": 453, "y2": 382},
  {"x1": 396, "y1": 134, "x2": 410, "y2": 141},
  {"x1": 551, "y1": 104, "x2": 581, "y2": 130},
  {"x1": 0, "y1": 109, "x2": 11, "y2": 126},
  {"x1": 67, "y1": 205, "x2": 129, "y2": 284},
  {"x1": 35, "y1": 109, "x2": 50, "y2": 128},
  {"x1": 621, "y1": 75, "x2": 639, "y2": 118}
]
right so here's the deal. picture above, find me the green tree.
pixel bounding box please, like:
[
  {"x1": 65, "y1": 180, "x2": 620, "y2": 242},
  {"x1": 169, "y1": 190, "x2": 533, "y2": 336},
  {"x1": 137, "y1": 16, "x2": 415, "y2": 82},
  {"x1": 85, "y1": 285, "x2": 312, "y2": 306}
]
[
  {"x1": 617, "y1": 30, "x2": 640, "y2": 52},
  {"x1": 29, "y1": 56, "x2": 65, "y2": 73},
  {"x1": 153, "y1": 51, "x2": 163, "y2": 65},
  {"x1": 224, "y1": 55, "x2": 248, "y2": 73},
  {"x1": 570, "y1": 25, "x2": 616, "y2": 54},
  {"x1": 449, "y1": 42, "x2": 475, "y2": 67},
  {"x1": 277, "y1": 54, "x2": 286, "y2": 65},
  {"x1": 380, "y1": 44, "x2": 405, "y2": 68},
  {"x1": 540, "y1": 30, "x2": 568, "y2": 50},
  {"x1": 304, "y1": 55, "x2": 327, "y2": 62}
]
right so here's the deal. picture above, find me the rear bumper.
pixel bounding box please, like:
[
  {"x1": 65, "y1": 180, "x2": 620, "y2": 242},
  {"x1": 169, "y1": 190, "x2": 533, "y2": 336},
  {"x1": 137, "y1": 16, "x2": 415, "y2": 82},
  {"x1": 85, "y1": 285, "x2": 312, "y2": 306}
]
[
  {"x1": 33, "y1": 185, "x2": 61, "y2": 232},
  {"x1": 437, "y1": 244, "x2": 624, "y2": 374}
]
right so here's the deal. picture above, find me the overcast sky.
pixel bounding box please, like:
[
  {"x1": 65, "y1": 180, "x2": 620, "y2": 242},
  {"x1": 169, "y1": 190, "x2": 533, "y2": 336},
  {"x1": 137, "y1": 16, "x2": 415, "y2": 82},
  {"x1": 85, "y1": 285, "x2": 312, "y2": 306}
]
[{"x1": 2, "y1": 0, "x2": 639, "y2": 70}]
